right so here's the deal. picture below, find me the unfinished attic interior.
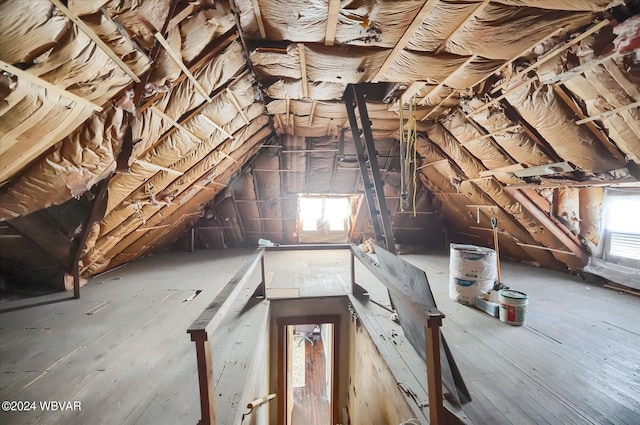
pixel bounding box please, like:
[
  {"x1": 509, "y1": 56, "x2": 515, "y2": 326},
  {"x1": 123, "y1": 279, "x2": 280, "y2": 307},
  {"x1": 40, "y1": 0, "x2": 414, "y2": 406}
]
[{"x1": 1, "y1": 0, "x2": 640, "y2": 423}]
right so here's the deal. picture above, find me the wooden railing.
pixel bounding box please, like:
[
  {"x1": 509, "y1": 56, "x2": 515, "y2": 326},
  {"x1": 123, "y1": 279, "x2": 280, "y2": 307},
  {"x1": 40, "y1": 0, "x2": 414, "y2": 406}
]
[{"x1": 187, "y1": 248, "x2": 266, "y2": 425}]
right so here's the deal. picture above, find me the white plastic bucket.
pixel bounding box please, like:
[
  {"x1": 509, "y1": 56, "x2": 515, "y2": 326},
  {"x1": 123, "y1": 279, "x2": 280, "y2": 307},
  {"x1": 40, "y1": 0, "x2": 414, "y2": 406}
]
[
  {"x1": 449, "y1": 244, "x2": 497, "y2": 280},
  {"x1": 449, "y1": 276, "x2": 494, "y2": 306},
  {"x1": 498, "y1": 290, "x2": 528, "y2": 326},
  {"x1": 449, "y1": 244, "x2": 497, "y2": 305}
]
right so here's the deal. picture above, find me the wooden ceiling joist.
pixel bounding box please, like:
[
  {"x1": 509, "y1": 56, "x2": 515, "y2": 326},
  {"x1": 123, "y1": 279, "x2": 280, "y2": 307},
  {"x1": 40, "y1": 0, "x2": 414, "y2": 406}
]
[
  {"x1": 372, "y1": 0, "x2": 440, "y2": 82},
  {"x1": 434, "y1": 0, "x2": 490, "y2": 54},
  {"x1": 154, "y1": 32, "x2": 212, "y2": 102},
  {"x1": 135, "y1": 159, "x2": 184, "y2": 176},
  {"x1": 0, "y1": 60, "x2": 102, "y2": 111},
  {"x1": 490, "y1": 19, "x2": 610, "y2": 94},
  {"x1": 466, "y1": 76, "x2": 537, "y2": 117},
  {"x1": 50, "y1": 0, "x2": 141, "y2": 83},
  {"x1": 325, "y1": 0, "x2": 341, "y2": 46}
]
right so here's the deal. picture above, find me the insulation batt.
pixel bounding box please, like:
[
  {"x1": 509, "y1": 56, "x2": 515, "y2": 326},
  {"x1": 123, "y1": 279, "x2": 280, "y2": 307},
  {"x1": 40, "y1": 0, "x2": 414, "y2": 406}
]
[
  {"x1": 180, "y1": 7, "x2": 235, "y2": 63},
  {"x1": 503, "y1": 79, "x2": 625, "y2": 173},
  {"x1": 465, "y1": 98, "x2": 554, "y2": 166},
  {"x1": 489, "y1": 0, "x2": 622, "y2": 11},
  {"x1": 408, "y1": 2, "x2": 591, "y2": 60},
  {"x1": 0, "y1": 107, "x2": 125, "y2": 221},
  {"x1": 440, "y1": 110, "x2": 513, "y2": 171},
  {"x1": 0, "y1": 0, "x2": 69, "y2": 64},
  {"x1": 265, "y1": 80, "x2": 346, "y2": 100}
]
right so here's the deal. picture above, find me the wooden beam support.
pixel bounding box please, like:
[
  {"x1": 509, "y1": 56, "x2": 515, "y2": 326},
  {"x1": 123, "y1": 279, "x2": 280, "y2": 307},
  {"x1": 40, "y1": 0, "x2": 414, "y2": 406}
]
[
  {"x1": 225, "y1": 88, "x2": 250, "y2": 124},
  {"x1": 167, "y1": 3, "x2": 197, "y2": 31},
  {"x1": 491, "y1": 20, "x2": 610, "y2": 94},
  {"x1": 50, "y1": 0, "x2": 141, "y2": 83},
  {"x1": 251, "y1": 0, "x2": 267, "y2": 39},
  {"x1": 508, "y1": 187, "x2": 588, "y2": 263},
  {"x1": 425, "y1": 316, "x2": 444, "y2": 425},
  {"x1": 471, "y1": 28, "x2": 565, "y2": 91},
  {"x1": 551, "y1": 84, "x2": 626, "y2": 164},
  {"x1": 308, "y1": 100, "x2": 317, "y2": 127},
  {"x1": 372, "y1": 0, "x2": 440, "y2": 82},
  {"x1": 516, "y1": 242, "x2": 573, "y2": 256},
  {"x1": 154, "y1": 32, "x2": 212, "y2": 102},
  {"x1": 298, "y1": 43, "x2": 309, "y2": 98},
  {"x1": 467, "y1": 76, "x2": 537, "y2": 117},
  {"x1": 325, "y1": 0, "x2": 341, "y2": 46},
  {"x1": 135, "y1": 159, "x2": 183, "y2": 176},
  {"x1": 150, "y1": 106, "x2": 205, "y2": 144},
  {"x1": 575, "y1": 100, "x2": 640, "y2": 125},
  {"x1": 434, "y1": 0, "x2": 489, "y2": 54},
  {"x1": 0, "y1": 60, "x2": 102, "y2": 111}
]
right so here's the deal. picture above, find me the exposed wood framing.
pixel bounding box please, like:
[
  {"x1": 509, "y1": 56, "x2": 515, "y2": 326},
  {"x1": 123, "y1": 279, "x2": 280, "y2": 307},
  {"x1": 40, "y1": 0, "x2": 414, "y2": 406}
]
[
  {"x1": 151, "y1": 107, "x2": 205, "y2": 143},
  {"x1": 490, "y1": 20, "x2": 610, "y2": 94},
  {"x1": 420, "y1": 90, "x2": 457, "y2": 121},
  {"x1": 434, "y1": 0, "x2": 489, "y2": 54},
  {"x1": 154, "y1": 32, "x2": 213, "y2": 102},
  {"x1": 372, "y1": 0, "x2": 440, "y2": 82},
  {"x1": 470, "y1": 28, "x2": 564, "y2": 90},
  {"x1": 251, "y1": 0, "x2": 267, "y2": 38},
  {"x1": 516, "y1": 243, "x2": 573, "y2": 256},
  {"x1": 50, "y1": 0, "x2": 141, "y2": 83},
  {"x1": 298, "y1": 43, "x2": 309, "y2": 98},
  {"x1": 0, "y1": 60, "x2": 102, "y2": 111},
  {"x1": 225, "y1": 88, "x2": 250, "y2": 124},
  {"x1": 135, "y1": 159, "x2": 183, "y2": 176},
  {"x1": 308, "y1": 100, "x2": 317, "y2": 127},
  {"x1": 467, "y1": 76, "x2": 537, "y2": 117},
  {"x1": 575, "y1": 100, "x2": 640, "y2": 125},
  {"x1": 551, "y1": 84, "x2": 626, "y2": 164},
  {"x1": 138, "y1": 30, "x2": 238, "y2": 112},
  {"x1": 508, "y1": 187, "x2": 587, "y2": 262},
  {"x1": 167, "y1": 3, "x2": 197, "y2": 30},
  {"x1": 325, "y1": 0, "x2": 341, "y2": 46}
]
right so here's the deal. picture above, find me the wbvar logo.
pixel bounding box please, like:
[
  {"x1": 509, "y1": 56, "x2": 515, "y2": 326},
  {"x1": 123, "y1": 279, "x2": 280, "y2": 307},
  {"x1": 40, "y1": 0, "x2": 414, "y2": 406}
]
[{"x1": 40, "y1": 401, "x2": 81, "y2": 411}]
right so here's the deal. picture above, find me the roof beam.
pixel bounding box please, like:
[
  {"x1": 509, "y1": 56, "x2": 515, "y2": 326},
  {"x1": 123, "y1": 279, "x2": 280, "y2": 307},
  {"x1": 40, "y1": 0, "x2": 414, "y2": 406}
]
[
  {"x1": 0, "y1": 60, "x2": 102, "y2": 111},
  {"x1": 50, "y1": 0, "x2": 141, "y2": 83},
  {"x1": 575, "y1": 100, "x2": 640, "y2": 125},
  {"x1": 434, "y1": 0, "x2": 489, "y2": 54},
  {"x1": 225, "y1": 88, "x2": 250, "y2": 124},
  {"x1": 298, "y1": 43, "x2": 309, "y2": 98},
  {"x1": 372, "y1": 0, "x2": 440, "y2": 82},
  {"x1": 325, "y1": 0, "x2": 341, "y2": 46},
  {"x1": 490, "y1": 20, "x2": 610, "y2": 94},
  {"x1": 251, "y1": 0, "x2": 267, "y2": 38},
  {"x1": 154, "y1": 32, "x2": 212, "y2": 102}
]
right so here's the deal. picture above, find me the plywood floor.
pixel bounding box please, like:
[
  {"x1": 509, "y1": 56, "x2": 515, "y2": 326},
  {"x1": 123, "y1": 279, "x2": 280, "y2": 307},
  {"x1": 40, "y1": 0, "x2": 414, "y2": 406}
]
[{"x1": 1, "y1": 247, "x2": 638, "y2": 425}]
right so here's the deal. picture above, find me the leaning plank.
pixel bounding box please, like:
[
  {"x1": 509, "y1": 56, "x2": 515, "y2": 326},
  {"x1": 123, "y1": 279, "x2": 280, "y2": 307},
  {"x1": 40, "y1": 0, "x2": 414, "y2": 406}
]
[
  {"x1": 50, "y1": 0, "x2": 141, "y2": 83},
  {"x1": 0, "y1": 60, "x2": 102, "y2": 111},
  {"x1": 187, "y1": 248, "x2": 265, "y2": 338},
  {"x1": 372, "y1": 0, "x2": 440, "y2": 82},
  {"x1": 154, "y1": 32, "x2": 212, "y2": 102}
]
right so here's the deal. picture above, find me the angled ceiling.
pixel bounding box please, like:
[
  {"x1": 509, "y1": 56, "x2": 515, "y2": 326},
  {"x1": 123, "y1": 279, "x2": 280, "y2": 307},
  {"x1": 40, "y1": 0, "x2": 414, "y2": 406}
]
[{"x1": 0, "y1": 0, "x2": 639, "y2": 288}]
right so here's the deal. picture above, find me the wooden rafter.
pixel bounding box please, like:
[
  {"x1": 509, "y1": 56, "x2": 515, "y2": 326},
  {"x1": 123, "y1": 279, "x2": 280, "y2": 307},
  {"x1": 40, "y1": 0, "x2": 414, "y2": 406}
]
[
  {"x1": 151, "y1": 107, "x2": 204, "y2": 144},
  {"x1": 372, "y1": 0, "x2": 440, "y2": 82},
  {"x1": 298, "y1": 43, "x2": 309, "y2": 98},
  {"x1": 490, "y1": 20, "x2": 610, "y2": 94},
  {"x1": 434, "y1": 0, "x2": 489, "y2": 54},
  {"x1": 167, "y1": 3, "x2": 197, "y2": 31},
  {"x1": 50, "y1": 0, "x2": 141, "y2": 83},
  {"x1": 325, "y1": 0, "x2": 341, "y2": 46},
  {"x1": 135, "y1": 159, "x2": 184, "y2": 176},
  {"x1": 308, "y1": 100, "x2": 317, "y2": 127},
  {"x1": 225, "y1": 88, "x2": 250, "y2": 124},
  {"x1": 154, "y1": 32, "x2": 212, "y2": 102},
  {"x1": 419, "y1": 54, "x2": 477, "y2": 108},
  {"x1": 575, "y1": 100, "x2": 640, "y2": 125},
  {"x1": 251, "y1": 0, "x2": 267, "y2": 38},
  {"x1": 0, "y1": 60, "x2": 102, "y2": 111},
  {"x1": 466, "y1": 76, "x2": 537, "y2": 117},
  {"x1": 551, "y1": 84, "x2": 626, "y2": 164}
]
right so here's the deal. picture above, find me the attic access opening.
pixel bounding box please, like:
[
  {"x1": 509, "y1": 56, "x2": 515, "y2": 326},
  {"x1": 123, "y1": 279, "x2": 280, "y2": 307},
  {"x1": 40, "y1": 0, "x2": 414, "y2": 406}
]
[{"x1": 297, "y1": 196, "x2": 354, "y2": 244}]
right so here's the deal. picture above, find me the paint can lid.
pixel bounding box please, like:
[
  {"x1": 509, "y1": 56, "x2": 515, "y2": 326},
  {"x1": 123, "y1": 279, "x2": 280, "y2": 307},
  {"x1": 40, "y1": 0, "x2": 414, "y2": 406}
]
[{"x1": 498, "y1": 289, "x2": 528, "y2": 300}]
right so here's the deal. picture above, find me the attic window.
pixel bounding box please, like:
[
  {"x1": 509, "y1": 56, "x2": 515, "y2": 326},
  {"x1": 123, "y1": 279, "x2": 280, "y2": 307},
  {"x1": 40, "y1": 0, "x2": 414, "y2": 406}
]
[
  {"x1": 298, "y1": 196, "x2": 350, "y2": 233},
  {"x1": 605, "y1": 194, "x2": 640, "y2": 262}
]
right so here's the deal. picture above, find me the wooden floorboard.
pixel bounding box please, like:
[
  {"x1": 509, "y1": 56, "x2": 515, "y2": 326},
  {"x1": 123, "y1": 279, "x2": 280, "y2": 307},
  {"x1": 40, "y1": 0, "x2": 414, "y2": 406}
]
[
  {"x1": 1, "y1": 248, "x2": 638, "y2": 424},
  {"x1": 291, "y1": 338, "x2": 331, "y2": 425}
]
